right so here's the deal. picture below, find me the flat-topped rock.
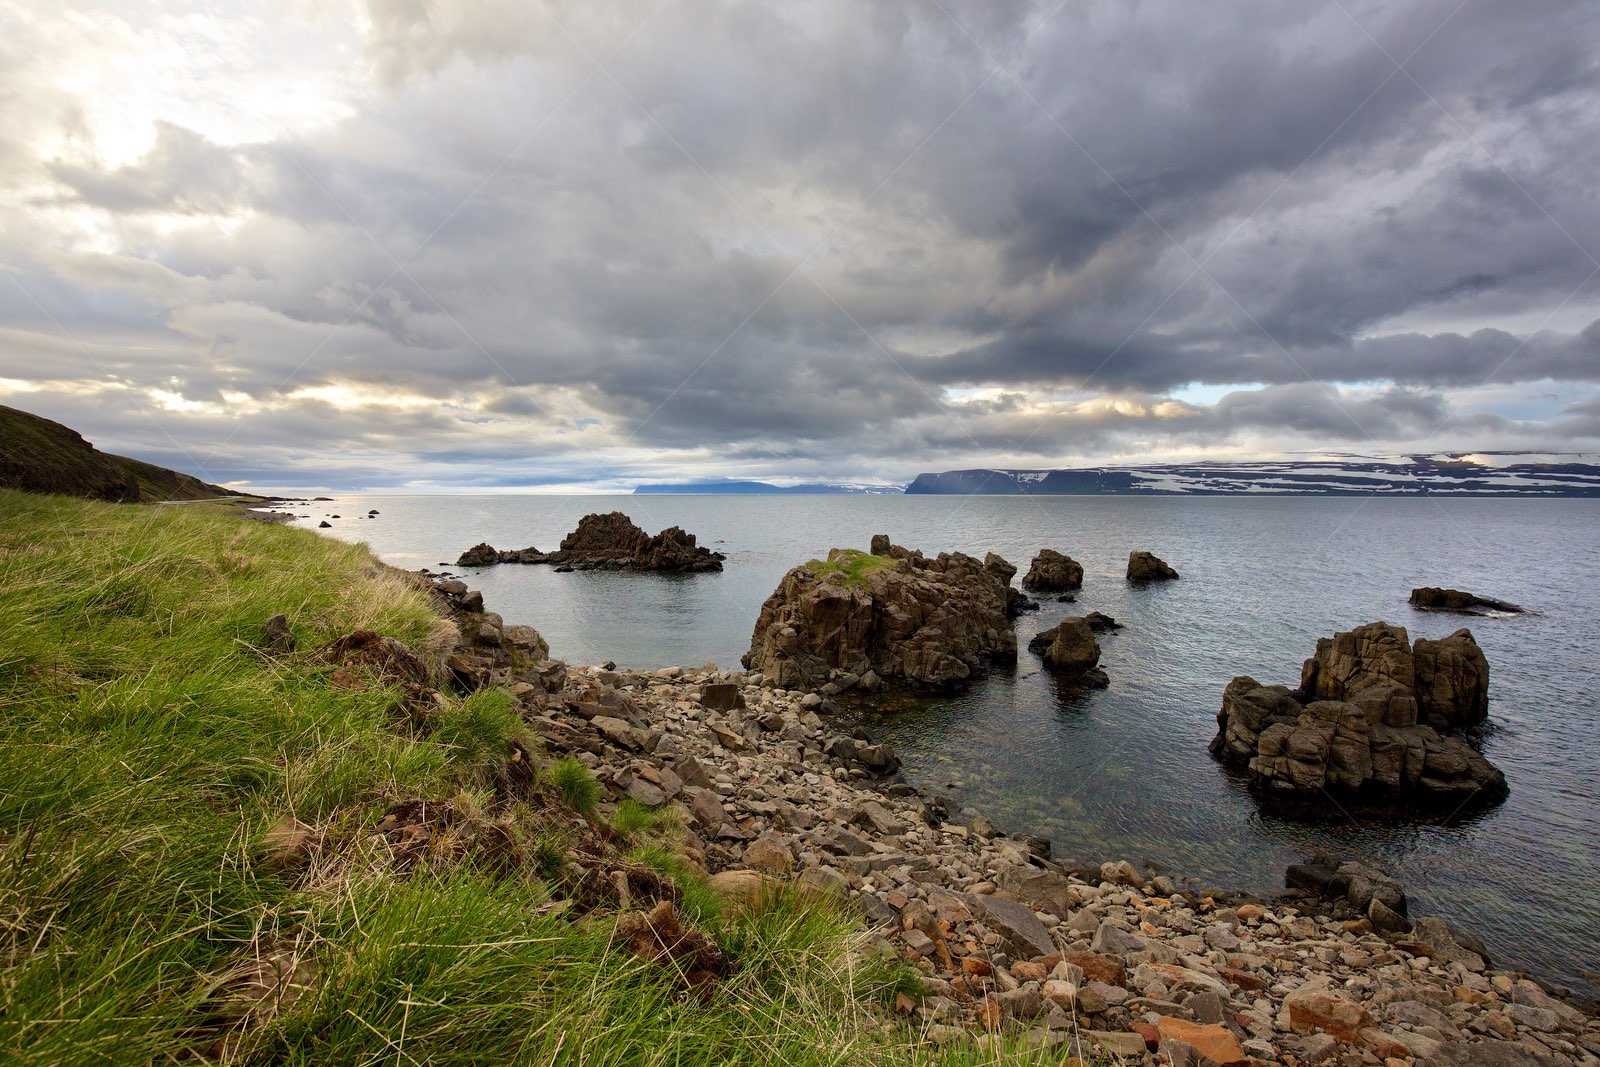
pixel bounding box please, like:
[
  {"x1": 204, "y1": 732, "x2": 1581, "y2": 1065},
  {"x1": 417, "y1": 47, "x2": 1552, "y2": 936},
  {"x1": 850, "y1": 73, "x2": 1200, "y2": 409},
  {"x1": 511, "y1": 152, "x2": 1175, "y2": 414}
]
[
  {"x1": 455, "y1": 512, "x2": 724, "y2": 572},
  {"x1": 1411, "y1": 586, "x2": 1523, "y2": 615}
]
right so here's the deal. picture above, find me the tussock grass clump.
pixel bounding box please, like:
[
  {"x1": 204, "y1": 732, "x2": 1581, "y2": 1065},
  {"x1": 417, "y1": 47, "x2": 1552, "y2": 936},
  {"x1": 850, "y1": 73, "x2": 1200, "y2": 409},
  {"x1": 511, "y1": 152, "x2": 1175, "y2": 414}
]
[
  {"x1": 546, "y1": 757, "x2": 602, "y2": 819},
  {"x1": 0, "y1": 490, "x2": 1074, "y2": 1066}
]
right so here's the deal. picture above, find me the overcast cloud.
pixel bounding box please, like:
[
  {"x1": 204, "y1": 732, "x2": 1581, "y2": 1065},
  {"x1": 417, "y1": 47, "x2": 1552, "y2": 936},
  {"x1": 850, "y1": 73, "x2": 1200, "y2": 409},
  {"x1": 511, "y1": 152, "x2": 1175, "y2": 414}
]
[{"x1": 1, "y1": 0, "x2": 1597, "y2": 490}]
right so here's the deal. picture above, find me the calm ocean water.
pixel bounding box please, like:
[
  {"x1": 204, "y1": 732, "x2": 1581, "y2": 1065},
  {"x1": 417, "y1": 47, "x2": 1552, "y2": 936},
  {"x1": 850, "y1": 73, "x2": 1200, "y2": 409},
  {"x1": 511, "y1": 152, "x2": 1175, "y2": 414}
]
[{"x1": 287, "y1": 493, "x2": 1600, "y2": 998}]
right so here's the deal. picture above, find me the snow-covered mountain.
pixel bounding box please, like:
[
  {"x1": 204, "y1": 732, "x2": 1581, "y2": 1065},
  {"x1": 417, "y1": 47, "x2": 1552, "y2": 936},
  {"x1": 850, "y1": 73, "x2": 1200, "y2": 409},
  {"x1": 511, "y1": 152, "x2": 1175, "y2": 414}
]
[{"x1": 905, "y1": 454, "x2": 1600, "y2": 496}]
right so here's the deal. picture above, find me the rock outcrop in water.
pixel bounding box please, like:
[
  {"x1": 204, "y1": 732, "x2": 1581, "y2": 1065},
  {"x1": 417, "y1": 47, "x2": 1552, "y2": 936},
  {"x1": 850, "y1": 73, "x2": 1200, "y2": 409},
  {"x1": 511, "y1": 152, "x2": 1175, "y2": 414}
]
[
  {"x1": 741, "y1": 537, "x2": 1016, "y2": 691},
  {"x1": 1410, "y1": 586, "x2": 1524, "y2": 615},
  {"x1": 1127, "y1": 550, "x2": 1179, "y2": 581},
  {"x1": 1211, "y1": 622, "x2": 1505, "y2": 803},
  {"x1": 456, "y1": 512, "x2": 724, "y2": 572},
  {"x1": 1022, "y1": 549, "x2": 1084, "y2": 593},
  {"x1": 983, "y1": 552, "x2": 1038, "y2": 617}
]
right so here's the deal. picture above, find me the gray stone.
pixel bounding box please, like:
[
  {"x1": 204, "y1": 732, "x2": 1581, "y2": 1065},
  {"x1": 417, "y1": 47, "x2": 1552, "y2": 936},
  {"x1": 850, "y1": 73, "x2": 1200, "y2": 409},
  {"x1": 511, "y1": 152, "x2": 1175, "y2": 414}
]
[
  {"x1": 973, "y1": 894, "x2": 1058, "y2": 959},
  {"x1": 1420, "y1": 1039, "x2": 1561, "y2": 1066},
  {"x1": 1091, "y1": 921, "x2": 1146, "y2": 956}
]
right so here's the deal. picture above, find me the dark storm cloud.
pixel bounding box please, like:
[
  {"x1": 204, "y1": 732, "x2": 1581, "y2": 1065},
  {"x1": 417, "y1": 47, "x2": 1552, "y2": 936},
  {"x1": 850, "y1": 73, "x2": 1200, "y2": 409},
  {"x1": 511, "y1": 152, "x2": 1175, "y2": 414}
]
[{"x1": 3, "y1": 0, "x2": 1598, "y2": 486}]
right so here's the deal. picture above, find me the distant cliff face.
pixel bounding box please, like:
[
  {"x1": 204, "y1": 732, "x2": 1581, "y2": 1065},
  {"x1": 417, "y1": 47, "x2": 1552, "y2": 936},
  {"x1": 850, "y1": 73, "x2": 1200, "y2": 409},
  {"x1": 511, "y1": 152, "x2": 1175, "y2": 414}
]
[
  {"x1": 0, "y1": 404, "x2": 235, "y2": 502},
  {"x1": 905, "y1": 460, "x2": 1600, "y2": 496}
]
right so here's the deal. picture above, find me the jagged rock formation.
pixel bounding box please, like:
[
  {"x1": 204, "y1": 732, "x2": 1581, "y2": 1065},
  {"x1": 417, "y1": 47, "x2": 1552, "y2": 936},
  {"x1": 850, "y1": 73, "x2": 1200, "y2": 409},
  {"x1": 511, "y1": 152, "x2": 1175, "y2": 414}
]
[
  {"x1": 1410, "y1": 587, "x2": 1523, "y2": 615},
  {"x1": 1301, "y1": 621, "x2": 1488, "y2": 731},
  {"x1": 983, "y1": 552, "x2": 1037, "y2": 617},
  {"x1": 456, "y1": 512, "x2": 724, "y2": 572},
  {"x1": 741, "y1": 537, "x2": 1016, "y2": 691},
  {"x1": 1127, "y1": 550, "x2": 1179, "y2": 581},
  {"x1": 1211, "y1": 622, "x2": 1504, "y2": 803},
  {"x1": 1022, "y1": 549, "x2": 1084, "y2": 592}
]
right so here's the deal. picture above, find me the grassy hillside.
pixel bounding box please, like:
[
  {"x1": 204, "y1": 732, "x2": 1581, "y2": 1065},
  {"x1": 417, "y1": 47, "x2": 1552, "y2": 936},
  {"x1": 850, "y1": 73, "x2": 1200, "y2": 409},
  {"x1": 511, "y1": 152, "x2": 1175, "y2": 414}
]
[
  {"x1": 0, "y1": 490, "x2": 1056, "y2": 1066},
  {"x1": 0, "y1": 404, "x2": 240, "y2": 501}
]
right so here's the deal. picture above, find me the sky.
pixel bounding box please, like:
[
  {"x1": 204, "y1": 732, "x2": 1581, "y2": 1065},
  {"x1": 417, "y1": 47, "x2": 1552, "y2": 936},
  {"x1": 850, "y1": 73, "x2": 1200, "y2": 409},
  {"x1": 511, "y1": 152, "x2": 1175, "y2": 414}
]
[{"x1": 1, "y1": 0, "x2": 1598, "y2": 492}]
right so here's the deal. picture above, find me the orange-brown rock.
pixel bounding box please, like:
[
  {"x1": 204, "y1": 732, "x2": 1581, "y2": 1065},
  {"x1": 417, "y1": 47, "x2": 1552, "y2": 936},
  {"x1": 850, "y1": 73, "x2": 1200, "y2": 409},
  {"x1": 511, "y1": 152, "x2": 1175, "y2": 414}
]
[
  {"x1": 1286, "y1": 985, "x2": 1372, "y2": 1043},
  {"x1": 1154, "y1": 1017, "x2": 1247, "y2": 1065}
]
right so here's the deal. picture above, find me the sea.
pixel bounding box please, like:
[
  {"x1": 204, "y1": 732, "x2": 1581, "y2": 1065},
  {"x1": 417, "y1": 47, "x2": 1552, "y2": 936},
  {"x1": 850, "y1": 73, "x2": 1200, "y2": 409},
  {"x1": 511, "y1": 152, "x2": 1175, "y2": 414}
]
[{"x1": 281, "y1": 493, "x2": 1600, "y2": 999}]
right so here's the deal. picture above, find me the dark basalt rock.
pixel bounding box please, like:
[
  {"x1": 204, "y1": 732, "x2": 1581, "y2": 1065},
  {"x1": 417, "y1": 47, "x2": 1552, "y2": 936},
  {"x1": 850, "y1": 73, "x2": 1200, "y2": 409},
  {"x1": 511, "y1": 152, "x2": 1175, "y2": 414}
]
[
  {"x1": 455, "y1": 512, "x2": 724, "y2": 572},
  {"x1": 1410, "y1": 586, "x2": 1523, "y2": 615}
]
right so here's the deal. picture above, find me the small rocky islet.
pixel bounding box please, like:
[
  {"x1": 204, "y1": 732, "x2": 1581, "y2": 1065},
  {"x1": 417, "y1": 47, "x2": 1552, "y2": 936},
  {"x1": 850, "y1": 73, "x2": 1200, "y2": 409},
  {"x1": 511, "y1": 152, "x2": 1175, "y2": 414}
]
[
  {"x1": 345, "y1": 555, "x2": 1597, "y2": 1066},
  {"x1": 456, "y1": 510, "x2": 725, "y2": 572},
  {"x1": 1211, "y1": 622, "x2": 1506, "y2": 804}
]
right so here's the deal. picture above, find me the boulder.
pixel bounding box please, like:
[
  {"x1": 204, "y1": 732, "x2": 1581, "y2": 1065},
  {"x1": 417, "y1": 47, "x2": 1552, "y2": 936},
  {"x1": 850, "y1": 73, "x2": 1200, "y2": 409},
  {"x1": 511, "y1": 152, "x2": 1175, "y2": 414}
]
[
  {"x1": 1410, "y1": 587, "x2": 1522, "y2": 614},
  {"x1": 1043, "y1": 618, "x2": 1100, "y2": 674},
  {"x1": 985, "y1": 552, "x2": 1036, "y2": 617},
  {"x1": 1127, "y1": 550, "x2": 1179, "y2": 581},
  {"x1": 741, "y1": 540, "x2": 1016, "y2": 691},
  {"x1": 1022, "y1": 549, "x2": 1084, "y2": 592}
]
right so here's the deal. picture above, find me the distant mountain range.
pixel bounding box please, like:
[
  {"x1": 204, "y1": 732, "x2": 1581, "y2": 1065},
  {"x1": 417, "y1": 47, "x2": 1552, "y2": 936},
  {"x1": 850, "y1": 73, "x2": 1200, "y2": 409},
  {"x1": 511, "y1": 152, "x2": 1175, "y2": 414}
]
[
  {"x1": 904, "y1": 455, "x2": 1600, "y2": 496},
  {"x1": 0, "y1": 404, "x2": 242, "y2": 502},
  {"x1": 633, "y1": 480, "x2": 902, "y2": 495}
]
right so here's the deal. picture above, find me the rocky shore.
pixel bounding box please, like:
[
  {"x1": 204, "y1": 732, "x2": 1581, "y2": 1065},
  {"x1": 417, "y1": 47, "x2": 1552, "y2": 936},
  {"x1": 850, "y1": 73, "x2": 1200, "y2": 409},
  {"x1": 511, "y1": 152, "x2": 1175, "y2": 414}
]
[{"x1": 416, "y1": 571, "x2": 1596, "y2": 1067}]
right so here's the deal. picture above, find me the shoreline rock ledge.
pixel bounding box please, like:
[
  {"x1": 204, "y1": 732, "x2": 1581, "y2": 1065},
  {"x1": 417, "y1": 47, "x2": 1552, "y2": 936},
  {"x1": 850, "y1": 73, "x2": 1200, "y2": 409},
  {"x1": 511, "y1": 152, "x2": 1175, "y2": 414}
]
[
  {"x1": 1211, "y1": 621, "x2": 1506, "y2": 803},
  {"x1": 742, "y1": 536, "x2": 1016, "y2": 692},
  {"x1": 457, "y1": 512, "x2": 724, "y2": 572}
]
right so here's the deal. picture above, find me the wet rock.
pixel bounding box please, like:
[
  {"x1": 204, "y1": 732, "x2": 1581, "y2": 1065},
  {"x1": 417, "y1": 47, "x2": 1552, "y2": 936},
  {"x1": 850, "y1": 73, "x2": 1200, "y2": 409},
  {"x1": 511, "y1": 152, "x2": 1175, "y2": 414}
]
[
  {"x1": 456, "y1": 513, "x2": 724, "y2": 572},
  {"x1": 1211, "y1": 625, "x2": 1507, "y2": 803},
  {"x1": 1410, "y1": 587, "x2": 1523, "y2": 615}
]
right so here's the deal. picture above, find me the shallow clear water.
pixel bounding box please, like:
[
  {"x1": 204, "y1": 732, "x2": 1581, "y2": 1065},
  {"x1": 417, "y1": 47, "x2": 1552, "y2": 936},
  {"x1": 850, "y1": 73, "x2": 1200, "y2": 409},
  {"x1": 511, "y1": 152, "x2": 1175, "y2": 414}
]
[{"x1": 286, "y1": 493, "x2": 1600, "y2": 997}]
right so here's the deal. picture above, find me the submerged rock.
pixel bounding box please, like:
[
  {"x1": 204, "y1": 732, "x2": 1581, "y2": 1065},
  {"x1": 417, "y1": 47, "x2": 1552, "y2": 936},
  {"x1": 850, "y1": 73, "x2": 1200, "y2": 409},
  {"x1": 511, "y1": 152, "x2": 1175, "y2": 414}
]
[
  {"x1": 741, "y1": 537, "x2": 1015, "y2": 691},
  {"x1": 1410, "y1": 586, "x2": 1523, "y2": 614}
]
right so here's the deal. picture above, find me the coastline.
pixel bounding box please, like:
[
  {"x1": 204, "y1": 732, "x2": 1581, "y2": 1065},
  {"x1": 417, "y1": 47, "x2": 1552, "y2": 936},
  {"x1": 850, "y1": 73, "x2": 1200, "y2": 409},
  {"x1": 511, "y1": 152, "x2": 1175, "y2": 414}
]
[{"x1": 428, "y1": 562, "x2": 1600, "y2": 1065}]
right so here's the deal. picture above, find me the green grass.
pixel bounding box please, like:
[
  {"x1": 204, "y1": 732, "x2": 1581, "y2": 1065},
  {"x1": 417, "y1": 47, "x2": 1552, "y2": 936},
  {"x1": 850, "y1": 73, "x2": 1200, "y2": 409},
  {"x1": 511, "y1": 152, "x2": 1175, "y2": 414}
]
[
  {"x1": 0, "y1": 489, "x2": 1079, "y2": 1066},
  {"x1": 546, "y1": 757, "x2": 602, "y2": 819},
  {"x1": 804, "y1": 548, "x2": 901, "y2": 587}
]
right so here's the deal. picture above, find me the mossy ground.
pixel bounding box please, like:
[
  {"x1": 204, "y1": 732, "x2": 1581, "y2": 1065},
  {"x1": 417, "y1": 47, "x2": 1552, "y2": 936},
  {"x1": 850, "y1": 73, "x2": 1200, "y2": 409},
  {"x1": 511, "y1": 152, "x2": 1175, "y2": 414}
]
[
  {"x1": 804, "y1": 549, "x2": 901, "y2": 587},
  {"x1": 0, "y1": 490, "x2": 1074, "y2": 1066}
]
